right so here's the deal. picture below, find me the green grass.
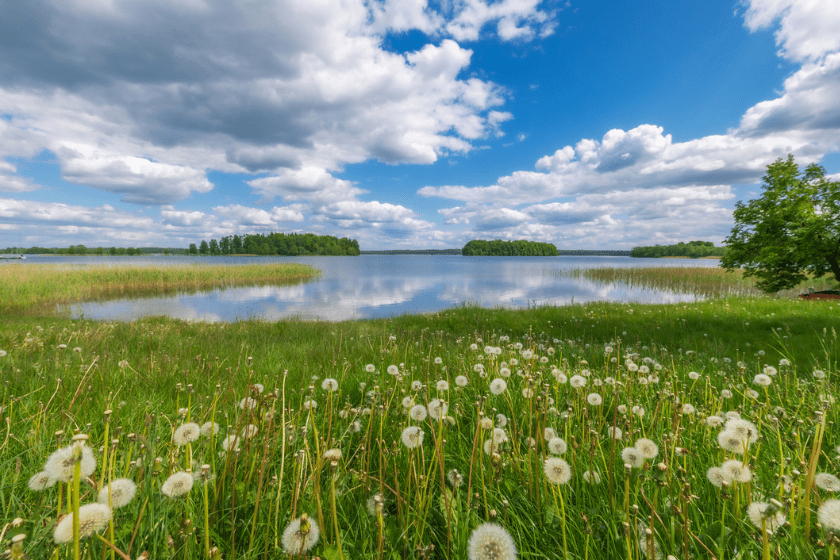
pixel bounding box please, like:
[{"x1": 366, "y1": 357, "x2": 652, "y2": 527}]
[
  {"x1": 0, "y1": 262, "x2": 318, "y2": 316},
  {"x1": 2, "y1": 264, "x2": 840, "y2": 559}
]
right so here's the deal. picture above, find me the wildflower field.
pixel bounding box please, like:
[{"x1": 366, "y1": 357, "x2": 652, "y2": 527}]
[{"x1": 1, "y1": 264, "x2": 840, "y2": 559}]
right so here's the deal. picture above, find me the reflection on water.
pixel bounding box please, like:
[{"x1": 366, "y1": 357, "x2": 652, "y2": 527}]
[{"x1": 49, "y1": 255, "x2": 721, "y2": 322}]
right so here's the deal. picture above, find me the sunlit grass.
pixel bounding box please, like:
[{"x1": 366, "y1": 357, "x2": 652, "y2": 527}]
[
  {"x1": 1, "y1": 295, "x2": 839, "y2": 559},
  {"x1": 0, "y1": 262, "x2": 318, "y2": 315}
]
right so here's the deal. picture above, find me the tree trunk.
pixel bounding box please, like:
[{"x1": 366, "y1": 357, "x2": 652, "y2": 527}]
[{"x1": 826, "y1": 252, "x2": 840, "y2": 285}]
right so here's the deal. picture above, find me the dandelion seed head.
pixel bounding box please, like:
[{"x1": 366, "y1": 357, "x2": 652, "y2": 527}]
[
  {"x1": 521, "y1": 388, "x2": 534, "y2": 398},
  {"x1": 815, "y1": 473, "x2": 840, "y2": 492},
  {"x1": 544, "y1": 457, "x2": 572, "y2": 485},
  {"x1": 239, "y1": 397, "x2": 257, "y2": 411},
  {"x1": 282, "y1": 515, "x2": 320, "y2": 555},
  {"x1": 814, "y1": 369, "x2": 826, "y2": 379},
  {"x1": 365, "y1": 364, "x2": 376, "y2": 373},
  {"x1": 401, "y1": 426, "x2": 424, "y2": 449},
  {"x1": 586, "y1": 393, "x2": 602, "y2": 406},
  {"x1": 721, "y1": 459, "x2": 751, "y2": 483},
  {"x1": 608, "y1": 426, "x2": 623, "y2": 440},
  {"x1": 411, "y1": 380, "x2": 423, "y2": 391},
  {"x1": 436, "y1": 380, "x2": 450, "y2": 392},
  {"x1": 492, "y1": 428, "x2": 507, "y2": 445},
  {"x1": 28, "y1": 471, "x2": 56, "y2": 491},
  {"x1": 98, "y1": 478, "x2": 137, "y2": 508},
  {"x1": 496, "y1": 414, "x2": 508, "y2": 428},
  {"x1": 467, "y1": 522, "x2": 517, "y2": 560},
  {"x1": 321, "y1": 378, "x2": 338, "y2": 392},
  {"x1": 753, "y1": 374, "x2": 772, "y2": 386},
  {"x1": 548, "y1": 437, "x2": 567, "y2": 455},
  {"x1": 44, "y1": 444, "x2": 97, "y2": 483},
  {"x1": 583, "y1": 470, "x2": 601, "y2": 484},
  {"x1": 490, "y1": 378, "x2": 507, "y2": 395},
  {"x1": 54, "y1": 503, "x2": 111, "y2": 543},
  {"x1": 456, "y1": 375, "x2": 469, "y2": 387},
  {"x1": 747, "y1": 501, "x2": 785, "y2": 533},
  {"x1": 621, "y1": 447, "x2": 644, "y2": 468},
  {"x1": 323, "y1": 448, "x2": 342, "y2": 462},
  {"x1": 705, "y1": 416, "x2": 723, "y2": 427},
  {"x1": 173, "y1": 422, "x2": 200, "y2": 446},
  {"x1": 428, "y1": 399, "x2": 448, "y2": 420},
  {"x1": 818, "y1": 499, "x2": 840, "y2": 531},
  {"x1": 570, "y1": 375, "x2": 586, "y2": 388},
  {"x1": 409, "y1": 404, "x2": 428, "y2": 422},
  {"x1": 387, "y1": 365, "x2": 399, "y2": 375},
  {"x1": 161, "y1": 471, "x2": 194, "y2": 498},
  {"x1": 634, "y1": 438, "x2": 659, "y2": 459},
  {"x1": 688, "y1": 371, "x2": 700, "y2": 380},
  {"x1": 706, "y1": 467, "x2": 729, "y2": 488},
  {"x1": 448, "y1": 468, "x2": 463, "y2": 487},
  {"x1": 200, "y1": 422, "x2": 219, "y2": 437}
]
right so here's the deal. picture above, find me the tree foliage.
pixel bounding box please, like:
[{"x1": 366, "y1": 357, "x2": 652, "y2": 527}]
[
  {"x1": 631, "y1": 241, "x2": 726, "y2": 259},
  {"x1": 194, "y1": 232, "x2": 361, "y2": 256},
  {"x1": 462, "y1": 239, "x2": 559, "y2": 256},
  {"x1": 721, "y1": 154, "x2": 840, "y2": 293}
]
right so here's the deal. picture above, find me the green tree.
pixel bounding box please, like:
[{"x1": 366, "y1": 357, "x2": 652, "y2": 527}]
[
  {"x1": 199, "y1": 240, "x2": 209, "y2": 255},
  {"x1": 209, "y1": 239, "x2": 220, "y2": 256},
  {"x1": 721, "y1": 154, "x2": 840, "y2": 292},
  {"x1": 188, "y1": 243, "x2": 198, "y2": 256}
]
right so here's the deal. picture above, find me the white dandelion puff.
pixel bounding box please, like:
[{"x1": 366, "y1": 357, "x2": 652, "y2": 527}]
[
  {"x1": 467, "y1": 522, "x2": 517, "y2": 560},
  {"x1": 54, "y1": 503, "x2": 111, "y2": 543},
  {"x1": 98, "y1": 478, "x2": 137, "y2": 508},
  {"x1": 173, "y1": 423, "x2": 200, "y2": 446},
  {"x1": 544, "y1": 457, "x2": 572, "y2": 485},
  {"x1": 161, "y1": 471, "x2": 194, "y2": 498},
  {"x1": 282, "y1": 515, "x2": 320, "y2": 555},
  {"x1": 401, "y1": 426, "x2": 424, "y2": 449},
  {"x1": 490, "y1": 378, "x2": 507, "y2": 395}
]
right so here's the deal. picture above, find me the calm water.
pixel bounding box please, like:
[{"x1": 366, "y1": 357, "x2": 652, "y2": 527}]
[{"x1": 18, "y1": 255, "x2": 722, "y2": 322}]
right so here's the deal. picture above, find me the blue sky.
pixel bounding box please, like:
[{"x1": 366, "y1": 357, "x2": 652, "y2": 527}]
[{"x1": 1, "y1": 0, "x2": 839, "y2": 250}]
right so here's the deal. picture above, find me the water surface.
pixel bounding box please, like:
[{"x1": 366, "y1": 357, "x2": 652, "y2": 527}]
[{"x1": 17, "y1": 255, "x2": 721, "y2": 322}]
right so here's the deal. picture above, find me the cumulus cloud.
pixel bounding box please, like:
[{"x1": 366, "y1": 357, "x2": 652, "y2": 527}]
[
  {"x1": 0, "y1": 0, "x2": 527, "y2": 207},
  {"x1": 742, "y1": 0, "x2": 840, "y2": 62}
]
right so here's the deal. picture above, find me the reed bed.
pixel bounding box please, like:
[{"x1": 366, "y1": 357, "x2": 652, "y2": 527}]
[
  {"x1": 0, "y1": 263, "x2": 318, "y2": 315},
  {"x1": 561, "y1": 266, "x2": 837, "y2": 299},
  {"x1": 1, "y1": 297, "x2": 840, "y2": 560}
]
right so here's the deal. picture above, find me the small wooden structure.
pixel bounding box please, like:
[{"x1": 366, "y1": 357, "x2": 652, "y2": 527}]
[{"x1": 799, "y1": 289, "x2": 840, "y2": 300}]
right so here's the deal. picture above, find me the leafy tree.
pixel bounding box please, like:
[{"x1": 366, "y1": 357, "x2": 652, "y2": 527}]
[
  {"x1": 188, "y1": 243, "x2": 198, "y2": 256},
  {"x1": 209, "y1": 239, "x2": 220, "y2": 255},
  {"x1": 721, "y1": 154, "x2": 840, "y2": 292},
  {"x1": 199, "y1": 240, "x2": 209, "y2": 255}
]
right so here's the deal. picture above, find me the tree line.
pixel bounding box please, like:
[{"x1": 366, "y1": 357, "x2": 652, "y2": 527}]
[
  {"x1": 462, "y1": 239, "x2": 559, "y2": 256},
  {"x1": 1, "y1": 246, "x2": 184, "y2": 255},
  {"x1": 189, "y1": 232, "x2": 360, "y2": 256},
  {"x1": 630, "y1": 241, "x2": 726, "y2": 259}
]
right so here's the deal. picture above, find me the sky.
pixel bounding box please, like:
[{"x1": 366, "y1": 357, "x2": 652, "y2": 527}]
[{"x1": 1, "y1": 0, "x2": 840, "y2": 251}]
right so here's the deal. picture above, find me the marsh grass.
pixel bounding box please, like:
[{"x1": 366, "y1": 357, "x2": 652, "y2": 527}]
[
  {"x1": 560, "y1": 266, "x2": 837, "y2": 299},
  {"x1": 0, "y1": 263, "x2": 318, "y2": 315}
]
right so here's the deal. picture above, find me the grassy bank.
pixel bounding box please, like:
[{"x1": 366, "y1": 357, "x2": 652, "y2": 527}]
[
  {"x1": 2, "y1": 290, "x2": 840, "y2": 559},
  {"x1": 0, "y1": 262, "x2": 318, "y2": 316}
]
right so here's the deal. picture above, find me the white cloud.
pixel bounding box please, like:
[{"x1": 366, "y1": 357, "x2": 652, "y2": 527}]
[
  {"x1": 742, "y1": 0, "x2": 840, "y2": 62},
  {"x1": 213, "y1": 204, "x2": 305, "y2": 225},
  {"x1": 0, "y1": 0, "x2": 522, "y2": 207}
]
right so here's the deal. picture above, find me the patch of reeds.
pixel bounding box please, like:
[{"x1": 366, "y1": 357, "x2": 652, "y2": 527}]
[
  {"x1": 0, "y1": 262, "x2": 318, "y2": 315},
  {"x1": 561, "y1": 266, "x2": 837, "y2": 298}
]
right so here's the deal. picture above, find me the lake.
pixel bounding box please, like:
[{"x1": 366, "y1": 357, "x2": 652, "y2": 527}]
[{"x1": 17, "y1": 255, "x2": 722, "y2": 322}]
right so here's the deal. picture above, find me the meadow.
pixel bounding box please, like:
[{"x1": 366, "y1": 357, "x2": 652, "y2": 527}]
[{"x1": 1, "y1": 263, "x2": 840, "y2": 560}]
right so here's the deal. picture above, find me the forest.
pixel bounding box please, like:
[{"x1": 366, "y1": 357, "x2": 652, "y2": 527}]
[
  {"x1": 191, "y1": 232, "x2": 360, "y2": 256},
  {"x1": 630, "y1": 240, "x2": 726, "y2": 258},
  {"x1": 461, "y1": 239, "x2": 559, "y2": 256}
]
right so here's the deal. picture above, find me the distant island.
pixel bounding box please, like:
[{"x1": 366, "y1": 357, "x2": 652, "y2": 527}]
[
  {"x1": 630, "y1": 240, "x2": 726, "y2": 258},
  {"x1": 191, "y1": 232, "x2": 360, "y2": 256},
  {"x1": 462, "y1": 239, "x2": 559, "y2": 256}
]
